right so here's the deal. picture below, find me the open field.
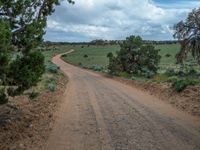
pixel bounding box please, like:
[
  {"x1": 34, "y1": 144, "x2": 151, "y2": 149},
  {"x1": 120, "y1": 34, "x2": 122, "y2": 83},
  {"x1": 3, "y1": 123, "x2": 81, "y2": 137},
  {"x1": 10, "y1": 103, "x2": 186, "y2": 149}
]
[
  {"x1": 61, "y1": 44, "x2": 200, "y2": 72},
  {"x1": 61, "y1": 44, "x2": 180, "y2": 68},
  {"x1": 61, "y1": 45, "x2": 120, "y2": 67}
]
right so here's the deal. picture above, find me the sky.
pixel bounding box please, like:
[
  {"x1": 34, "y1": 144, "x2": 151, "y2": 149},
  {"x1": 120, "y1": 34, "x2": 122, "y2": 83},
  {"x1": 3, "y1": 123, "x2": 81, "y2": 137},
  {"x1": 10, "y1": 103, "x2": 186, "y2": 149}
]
[{"x1": 44, "y1": 0, "x2": 200, "y2": 42}]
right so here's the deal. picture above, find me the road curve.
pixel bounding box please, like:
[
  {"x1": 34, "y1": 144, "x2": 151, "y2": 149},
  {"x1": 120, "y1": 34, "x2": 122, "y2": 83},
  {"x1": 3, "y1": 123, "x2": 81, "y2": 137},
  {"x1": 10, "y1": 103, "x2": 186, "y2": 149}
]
[{"x1": 45, "y1": 51, "x2": 200, "y2": 150}]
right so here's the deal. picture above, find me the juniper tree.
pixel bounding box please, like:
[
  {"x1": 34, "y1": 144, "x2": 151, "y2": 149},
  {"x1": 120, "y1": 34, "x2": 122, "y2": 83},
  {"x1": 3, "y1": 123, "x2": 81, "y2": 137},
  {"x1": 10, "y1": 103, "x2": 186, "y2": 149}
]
[
  {"x1": 108, "y1": 36, "x2": 161, "y2": 77},
  {"x1": 174, "y1": 8, "x2": 200, "y2": 64},
  {"x1": 0, "y1": 0, "x2": 74, "y2": 103}
]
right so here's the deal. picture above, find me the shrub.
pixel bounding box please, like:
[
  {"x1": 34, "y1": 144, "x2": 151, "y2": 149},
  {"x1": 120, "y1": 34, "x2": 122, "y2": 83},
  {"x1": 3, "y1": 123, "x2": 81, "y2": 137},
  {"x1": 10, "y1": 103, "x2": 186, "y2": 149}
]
[
  {"x1": 47, "y1": 64, "x2": 59, "y2": 73},
  {"x1": 107, "y1": 52, "x2": 113, "y2": 58},
  {"x1": 188, "y1": 68, "x2": 199, "y2": 77},
  {"x1": 47, "y1": 83, "x2": 56, "y2": 92},
  {"x1": 165, "y1": 68, "x2": 176, "y2": 76},
  {"x1": 131, "y1": 76, "x2": 136, "y2": 80},
  {"x1": 167, "y1": 76, "x2": 179, "y2": 82},
  {"x1": 119, "y1": 72, "x2": 131, "y2": 78},
  {"x1": 171, "y1": 78, "x2": 196, "y2": 92},
  {"x1": 141, "y1": 68, "x2": 156, "y2": 78},
  {"x1": 108, "y1": 35, "x2": 161, "y2": 77},
  {"x1": 45, "y1": 77, "x2": 56, "y2": 92},
  {"x1": 177, "y1": 70, "x2": 185, "y2": 77},
  {"x1": 165, "y1": 54, "x2": 171, "y2": 57},
  {"x1": 62, "y1": 54, "x2": 68, "y2": 57},
  {"x1": 91, "y1": 65, "x2": 103, "y2": 72},
  {"x1": 9, "y1": 51, "x2": 45, "y2": 95},
  {"x1": 29, "y1": 92, "x2": 40, "y2": 100},
  {"x1": 0, "y1": 88, "x2": 8, "y2": 105},
  {"x1": 83, "y1": 54, "x2": 88, "y2": 58}
]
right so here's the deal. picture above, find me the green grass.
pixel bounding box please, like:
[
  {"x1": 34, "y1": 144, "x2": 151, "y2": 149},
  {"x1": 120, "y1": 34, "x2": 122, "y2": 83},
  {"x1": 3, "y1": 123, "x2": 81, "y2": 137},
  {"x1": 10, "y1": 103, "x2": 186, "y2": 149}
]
[
  {"x1": 61, "y1": 44, "x2": 181, "y2": 68},
  {"x1": 60, "y1": 44, "x2": 200, "y2": 72},
  {"x1": 61, "y1": 45, "x2": 120, "y2": 67},
  {"x1": 42, "y1": 46, "x2": 73, "y2": 66},
  {"x1": 155, "y1": 44, "x2": 180, "y2": 65}
]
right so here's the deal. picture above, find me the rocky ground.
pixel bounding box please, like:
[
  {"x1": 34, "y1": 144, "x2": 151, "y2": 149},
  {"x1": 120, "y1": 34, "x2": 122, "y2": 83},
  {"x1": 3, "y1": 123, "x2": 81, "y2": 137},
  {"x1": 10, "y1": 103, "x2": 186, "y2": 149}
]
[{"x1": 0, "y1": 75, "x2": 68, "y2": 150}]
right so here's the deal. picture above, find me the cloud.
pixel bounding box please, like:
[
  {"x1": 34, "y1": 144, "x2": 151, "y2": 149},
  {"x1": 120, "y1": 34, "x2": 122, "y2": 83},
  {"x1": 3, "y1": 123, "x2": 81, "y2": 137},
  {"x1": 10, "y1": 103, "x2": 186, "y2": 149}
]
[{"x1": 44, "y1": 0, "x2": 200, "y2": 42}]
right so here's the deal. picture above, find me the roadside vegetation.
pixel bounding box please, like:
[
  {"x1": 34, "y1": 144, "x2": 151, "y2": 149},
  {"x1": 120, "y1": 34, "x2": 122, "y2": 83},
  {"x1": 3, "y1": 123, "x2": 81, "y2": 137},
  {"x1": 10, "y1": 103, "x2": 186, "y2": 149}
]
[{"x1": 41, "y1": 47, "x2": 72, "y2": 92}]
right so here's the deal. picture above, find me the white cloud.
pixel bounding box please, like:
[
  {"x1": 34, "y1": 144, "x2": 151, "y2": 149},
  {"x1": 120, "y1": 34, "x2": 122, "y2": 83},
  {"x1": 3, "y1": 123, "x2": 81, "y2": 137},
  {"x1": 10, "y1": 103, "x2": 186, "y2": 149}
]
[{"x1": 44, "y1": 0, "x2": 200, "y2": 41}]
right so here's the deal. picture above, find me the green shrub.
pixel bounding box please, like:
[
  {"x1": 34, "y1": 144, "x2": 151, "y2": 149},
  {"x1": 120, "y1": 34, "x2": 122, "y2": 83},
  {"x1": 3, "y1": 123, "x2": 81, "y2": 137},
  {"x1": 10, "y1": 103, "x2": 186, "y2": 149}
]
[
  {"x1": 107, "y1": 52, "x2": 113, "y2": 58},
  {"x1": 188, "y1": 68, "x2": 199, "y2": 77},
  {"x1": 171, "y1": 79, "x2": 197, "y2": 92},
  {"x1": 167, "y1": 76, "x2": 179, "y2": 82},
  {"x1": 9, "y1": 51, "x2": 45, "y2": 95},
  {"x1": 141, "y1": 68, "x2": 156, "y2": 78},
  {"x1": 177, "y1": 70, "x2": 185, "y2": 77},
  {"x1": 91, "y1": 65, "x2": 103, "y2": 72},
  {"x1": 83, "y1": 54, "x2": 88, "y2": 58},
  {"x1": 131, "y1": 76, "x2": 136, "y2": 80},
  {"x1": 47, "y1": 83, "x2": 56, "y2": 92},
  {"x1": 165, "y1": 54, "x2": 171, "y2": 57},
  {"x1": 165, "y1": 68, "x2": 176, "y2": 76},
  {"x1": 45, "y1": 77, "x2": 56, "y2": 92},
  {"x1": 29, "y1": 92, "x2": 40, "y2": 100},
  {"x1": 47, "y1": 64, "x2": 59, "y2": 73},
  {"x1": 119, "y1": 72, "x2": 131, "y2": 78},
  {"x1": 0, "y1": 88, "x2": 8, "y2": 105},
  {"x1": 62, "y1": 54, "x2": 68, "y2": 57}
]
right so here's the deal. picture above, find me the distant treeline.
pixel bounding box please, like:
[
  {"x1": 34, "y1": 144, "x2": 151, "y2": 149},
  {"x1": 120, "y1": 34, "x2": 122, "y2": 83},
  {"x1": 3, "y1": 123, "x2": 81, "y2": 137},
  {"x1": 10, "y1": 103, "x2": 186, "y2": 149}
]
[{"x1": 43, "y1": 39, "x2": 178, "y2": 47}]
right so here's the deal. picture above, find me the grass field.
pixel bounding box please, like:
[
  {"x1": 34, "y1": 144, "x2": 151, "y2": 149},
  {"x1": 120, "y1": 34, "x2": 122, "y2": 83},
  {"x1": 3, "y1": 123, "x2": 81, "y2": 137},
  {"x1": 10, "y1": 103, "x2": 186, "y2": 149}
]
[
  {"x1": 61, "y1": 44, "x2": 181, "y2": 69},
  {"x1": 61, "y1": 45, "x2": 120, "y2": 67},
  {"x1": 43, "y1": 47, "x2": 72, "y2": 66},
  {"x1": 155, "y1": 44, "x2": 180, "y2": 65}
]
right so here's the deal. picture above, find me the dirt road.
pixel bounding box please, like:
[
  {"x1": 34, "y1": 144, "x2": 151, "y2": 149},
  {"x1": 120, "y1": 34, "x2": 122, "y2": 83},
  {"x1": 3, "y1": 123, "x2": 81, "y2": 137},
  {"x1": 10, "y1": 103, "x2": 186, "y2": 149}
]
[{"x1": 45, "y1": 51, "x2": 200, "y2": 150}]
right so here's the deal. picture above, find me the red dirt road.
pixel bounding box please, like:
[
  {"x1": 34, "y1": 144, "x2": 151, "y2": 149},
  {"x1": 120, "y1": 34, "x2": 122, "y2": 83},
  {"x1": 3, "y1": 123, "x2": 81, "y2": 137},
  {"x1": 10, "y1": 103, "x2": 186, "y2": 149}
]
[{"x1": 44, "y1": 51, "x2": 200, "y2": 150}]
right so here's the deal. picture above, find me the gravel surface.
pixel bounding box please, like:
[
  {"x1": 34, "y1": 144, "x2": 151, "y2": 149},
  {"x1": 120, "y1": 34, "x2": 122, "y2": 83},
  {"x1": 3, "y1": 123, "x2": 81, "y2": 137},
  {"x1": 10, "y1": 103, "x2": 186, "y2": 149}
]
[{"x1": 44, "y1": 53, "x2": 200, "y2": 150}]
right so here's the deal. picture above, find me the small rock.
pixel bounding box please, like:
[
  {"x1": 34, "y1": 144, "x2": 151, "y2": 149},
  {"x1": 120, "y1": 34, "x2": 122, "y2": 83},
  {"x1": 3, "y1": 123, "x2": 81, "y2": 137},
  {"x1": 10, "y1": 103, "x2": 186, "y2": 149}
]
[
  {"x1": 29, "y1": 124, "x2": 33, "y2": 128},
  {"x1": 28, "y1": 134, "x2": 33, "y2": 138},
  {"x1": 19, "y1": 143, "x2": 25, "y2": 149},
  {"x1": 48, "y1": 114, "x2": 53, "y2": 118}
]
